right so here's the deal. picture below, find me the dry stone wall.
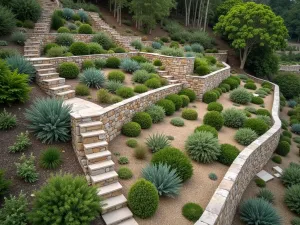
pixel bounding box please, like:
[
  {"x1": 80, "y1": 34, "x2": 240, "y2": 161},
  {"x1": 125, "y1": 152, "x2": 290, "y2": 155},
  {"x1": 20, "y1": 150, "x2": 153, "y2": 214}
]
[
  {"x1": 206, "y1": 51, "x2": 228, "y2": 62},
  {"x1": 279, "y1": 64, "x2": 300, "y2": 72},
  {"x1": 196, "y1": 76, "x2": 281, "y2": 225},
  {"x1": 185, "y1": 62, "x2": 231, "y2": 100}
]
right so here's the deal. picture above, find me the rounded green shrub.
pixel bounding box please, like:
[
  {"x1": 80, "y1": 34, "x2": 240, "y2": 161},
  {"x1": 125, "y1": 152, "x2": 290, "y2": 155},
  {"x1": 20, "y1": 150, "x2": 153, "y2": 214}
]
[
  {"x1": 153, "y1": 59, "x2": 162, "y2": 66},
  {"x1": 203, "y1": 111, "x2": 224, "y2": 131},
  {"x1": 82, "y1": 60, "x2": 95, "y2": 70},
  {"x1": 219, "y1": 83, "x2": 231, "y2": 92},
  {"x1": 203, "y1": 91, "x2": 217, "y2": 104},
  {"x1": 121, "y1": 122, "x2": 141, "y2": 137},
  {"x1": 244, "y1": 118, "x2": 269, "y2": 136},
  {"x1": 95, "y1": 59, "x2": 106, "y2": 69},
  {"x1": 179, "y1": 89, "x2": 196, "y2": 102},
  {"x1": 145, "y1": 78, "x2": 161, "y2": 89},
  {"x1": 156, "y1": 99, "x2": 175, "y2": 116},
  {"x1": 170, "y1": 117, "x2": 185, "y2": 127},
  {"x1": 55, "y1": 33, "x2": 74, "y2": 46},
  {"x1": 57, "y1": 27, "x2": 70, "y2": 33},
  {"x1": 10, "y1": 0, "x2": 41, "y2": 22},
  {"x1": 284, "y1": 184, "x2": 300, "y2": 215},
  {"x1": 282, "y1": 130, "x2": 292, "y2": 138},
  {"x1": 256, "y1": 109, "x2": 271, "y2": 117},
  {"x1": 97, "y1": 89, "x2": 110, "y2": 103},
  {"x1": 222, "y1": 108, "x2": 247, "y2": 128},
  {"x1": 106, "y1": 80, "x2": 123, "y2": 94},
  {"x1": 255, "y1": 178, "x2": 266, "y2": 188},
  {"x1": 118, "y1": 167, "x2": 133, "y2": 180},
  {"x1": 116, "y1": 87, "x2": 134, "y2": 99},
  {"x1": 106, "y1": 57, "x2": 121, "y2": 68},
  {"x1": 280, "y1": 135, "x2": 291, "y2": 144},
  {"x1": 230, "y1": 88, "x2": 252, "y2": 105},
  {"x1": 132, "y1": 112, "x2": 152, "y2": 129},
  {"x1": 218, "y1": 144, "x2": 240, "y2": 166},
  {"x1": 222, "y1": 77, "x2": 239, "y2": 90},
  {"x1": 244, "y1": 82, "x2": 257, "y2": 90},
  {"x1": 69, "y1": 42, "x2": 89, "y2": 55},
  {"x1": 145, "y1": 105, "x2": 165, "y2": 123},
  {"x1": 185, "y1": 131, "x2": 220, "y2": 163},
  {"x1": 281, "y1": 165, "x2": 300, "y2": 187},
  {"x1": 132, "y1": 70, "x2": 150, "y2": 83},
  {"x1": 274, "y1": 73, "x2": 300, "y2": 99},
  {"x1": 40, "y1": 147, "x2": 62, "y2": 169},
  {"x1": 0, "y1": 109, "x2": 17, "y2": 130},
  {"x1": 78, "y1": 24, "x2": 93, "y2": 34},
  {"x1": 87, "y1": 42, "x2": 105, "y2": 54},
  {"x1": 182, "y1": 203, "x2": 203, "y2": 222},
  {"x1": 240, "y1": 198, "x2": 281, "y2": 225},
  {"x1": 180, "y1": 95, "x2": 190, "y2": 107},
  {"x1": 151, "y1": 147, "x2": 193, "y2": 182},
  {"x1": 291, "y1": 217, "x2": 300, "y2": 225},
  {"x1": 182, "y1": 109, "x2": 198, "y2": 120},
  {"x1": 134, "y1": 84, "x2": 148, "y2": 93},
  {"x1": 108, "y1": 71, "x2": 125, "y2": 83},
  {"x1": 126, "y1": 139, "x2": 138, "y2": 148},
  {"x1": 207, "y1": 102, "x2": 223, "y2": 112},
  {"x1": 127, "y1": 179, "x2": 159, "y2": 218},
  {"x1": 272, "y1": 155, "x2": 282, "y2": 164},
  {"x1": 251, "y1": 96, "x2": 264, "y2": 105},
  {"x1": 75, "y1": 84, "x2": 90, "y2": 96},
  {"x1": 194, "y1": 125, "x2": 218, "y2": 138},
  {"x1": 165, "y1": 94, "x2": 183, "y2": 110},
  {"x1": 92, "y1": 32, "x2": 114, "y2": 50},
  {"x1": 276, "y1": 141, "x2": 290, "y2": 156},
  {"x1": 0, "y1": 6, "x2": 16, "y2": 36},
  {"x1": 195, "y1": 65, "x2": 210, "y2": 76},
  {"x1": 234, "y1": 128, "x2": 258, "y2": 146}
]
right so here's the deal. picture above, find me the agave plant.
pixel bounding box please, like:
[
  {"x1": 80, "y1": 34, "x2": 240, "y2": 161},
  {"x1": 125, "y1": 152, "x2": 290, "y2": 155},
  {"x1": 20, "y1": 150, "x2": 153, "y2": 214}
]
[
  {"x1": 24, "y1": 98, "x2": 71, "y2": 144},
  {"x1": 105, "y1": 80, "x2": 123, "y2": 94},
  {"x1": 5, "y1": 55, "x2": 36, "y2": 82},
  {"x1": 142, "y1": 163, "x2": 182, "y2": 197},
  {"x1": 80, "y1": 68, "x2": 106, "y2": 89},
  {"x1": 146, "y1": 133, "x2": 171, "y2": 153}
]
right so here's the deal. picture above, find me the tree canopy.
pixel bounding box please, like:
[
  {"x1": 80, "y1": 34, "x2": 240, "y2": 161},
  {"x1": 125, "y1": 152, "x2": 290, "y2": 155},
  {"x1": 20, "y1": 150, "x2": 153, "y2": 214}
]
[{"x1": 214, "y1": 2, "x2": 288, "y2": 69}]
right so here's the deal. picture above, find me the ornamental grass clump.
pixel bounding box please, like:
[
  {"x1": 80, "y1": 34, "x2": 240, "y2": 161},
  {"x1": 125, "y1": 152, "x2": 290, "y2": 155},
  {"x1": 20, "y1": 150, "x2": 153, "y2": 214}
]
[
  {"x1": 230, "y1": 87, "x2": 252, "y2": 105},
  {"x1": 284, "y1": 184, "x2": 300, "y2": 215},
  {"x1": 185, "y1": 131, "x2": 221, "y2": 163},
  {"x1": 234, "y1": 128, "x2": 258, "y2": 146},
  {"x1": 25, "y1": 98, "x2": 71, "y2": 144},
  {"x1": 120, "y1": 58, "x2": 140, "y2": 73},
  {"x1": 0, "y1": 109, "x2": 17, "y2": 130},
  {"x1": 281, "y1": 165, "x2": 300, "y2": 187},
  {"x1": 40, "y1": 147, "x2": 62, "y2": 169},
  {"x1": 146, "y1": 133, "x2": 170, "y2": 153},
  {"x1": 222, "y1": 108, "x2": 247, "y2": 128},
  {"x1": 257, "y1": 189, "x2": 275, "y2": 204},
  {"x1": 145, "y1": 105, "x2": 165, "y2": 123},
  {"x1": 142, "y1": 163, "x2": 182, "y2": 197},
  {"x1": 6, "y1": 55, "x2": 36, "y2": 82},
  {"x1": 80, "y1": 68, "x2": 106, "y2": 89}
]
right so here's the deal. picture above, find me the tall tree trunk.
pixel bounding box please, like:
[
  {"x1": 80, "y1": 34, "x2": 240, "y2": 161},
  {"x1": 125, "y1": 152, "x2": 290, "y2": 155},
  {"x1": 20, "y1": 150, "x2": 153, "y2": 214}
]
[
  {"x1": 114, "y1": 0, "x2": 117, "y2": 18},
  {"x1": 187, "y1": 0, "x2": 192, "y2": 26},
  {"x1": 185, "y1": 0, "x2": 188, "y2": 26},
  {"x1": 240, "y1": 47, "x2": 249, "y2": 69},
  {"x1": 197, "y1": 0, "x2": 203, "y2": 27},
  {"x1": 203, "y1": 0, "x2": 210, "y2": 31},
  {"x1": 193, "y1": 0, "x2": 199, "y2": 27},
  {"x1": 119, "y1": 6, "x2": 122, "y2": 26}
]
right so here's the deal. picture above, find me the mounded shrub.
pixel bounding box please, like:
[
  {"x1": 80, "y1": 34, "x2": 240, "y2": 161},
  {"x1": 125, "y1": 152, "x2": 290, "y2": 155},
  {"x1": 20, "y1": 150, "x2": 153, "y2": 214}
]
[
  {"x1": 282, "y1": 130, "x2": 292, "y2": 138},
  {"x1": 284, "y1": 184, "x2": 300, "y2": 215},
  {"x1": 256, "y1": 109, "x2": 271, "y2": 117},
  {"x1": 0, "y1": 109, "x2": 17, "y2": 130},
  {"x1": 44, "y1": 43, "x2": 59, "y2": 54},
  {"x1": 140, "y1": 63, "x2": 156, "y2": 73},
  {"x1": 207, "y1": 102, "x2": 223, "y2": 112},
  {"x1": 178, "y1": 89, "x2": 196, "y2": 102},
  {"x1": 87, "y1": 42, "x2": 105, "y2": 54},
  {"x1": 272, "y1": 155, "x2": 282, "y2": 164},
  {"x1": 132, "y1": 70, "x2": 150, "y2": 83},
  {"x1": 94, "y1": 59, "x2": 106, "y2": 69},
  {"x1": 218, "y1": 144, "x2": 240, "y2": 166},
  {"x1": 82, "y1": 60, "x2": 95, "y2": 70},
  {"x1": 0, "y1": 170, "x2": 11, "y2": 197},
  {"x1": 69, "y1": 42, "x2": 89, "y2": 55},
  {"x1": 145, "y1": 105, "x2": 165, "y2": 123},
  {"x1": 106, "y1": 57, "x2": 121, "y2": 68},
  {"x1": 144, "y1": 78, "x2": 161, "y2": 89},
  {"x1": 55, "y1": 33, "x2": 74, "y2": 46},
  {"x1": 182, "y1": 203, "x2": 203, "y2": 222},
  {"x1": 97, "y1": 89, "x2": 110, "y2": 103},
  {"x1": 108, "y1": 71, "x2": 125, "y2": 82},
  {"x1": 194, "y1": 125, "x2": 218, "y2": 138},
  {"x1": 130, "y1": 40, "x2": 143, "y2": 50},
  {"x1": 120, "y1": 59, "x2": 140, "y2": 73},
  {"x1": 274, "y1": 73, "x2": 300, "y2": 99},
  {"x1": 180, "y1": 95, "x2": 190, "y2": 107},
  {"x1": 0, "y1": 7, "x2": 16, "y2": 36},
  {"x1": 239, "y1": 198, "x2": 281, "y2": 225},
  {"x1": 75, "y1": 84, "x2": 90, "y2": 96},
  {"x1": 58, "y1": 62, "x2": 79, "y2": 79},
  {"x1": 156, "y1": 99, "x2": 175, "y2": 116},
  {"x1": 127, "y1": 179, "x2": 159, "y2": 218},
  {"x1": 222, "y1": 77, "x2": 239, "y2": 90},
  {"x1": 222, "y1": 108, "x2": 247, "y2": 128},
  {"x1": 195, "y1": 64, "x2": 210, "y2": 76},
  {"x1": 51, "y1": 11, "x2": 64, "y2": 30},
  {"x1": 170, "y1": 117, "x2": 185, "y2": 127},
  {"x1": 244, "y1": 118, "x2": 269, "y2": 136},
  {"x1": 57, "y1": 27, "x2": 70, "y2": 33},
  {"x1": 203, "y1": 111, "x2": 224, "y2": 131},
  {"x1": 80, "y1": 68, "x2": 106, "y2": 89},
  {"x1": 230, "y1": 88, "x2": 252, "y2": 105},
  {"x1": 151, "y1": 147, "x2": 193, "y2": 182},
  {"x1": 251, "y1": 96, "x2": 264, "y2": 105},
  {"x1": 126, "y1": 139, "x2": 138, "y2": 148},
  {"x1": 276, "y1": 141, "x2": 290, "y2": 156},
  {"x1": 292, "y1": 124, "x2": 300, "y2": 134},
  {"x1": 78, "y1": 24, "x2": 93, "y2": 34},
  {"x1": 92, "y1": 32, "x2": 114, "y2": 50},
  {"x1": 203, "y1": 91, "x2": 217, "y2": 104},
  {"x1": 153, "y1": 59, "x2": 162, "y2": 66},
  {"x1": 118, "y1": 167, "x2": 133, "y2": 180},
  {"x1": 291, "y1": 217, "x2": 300, "y2": 225},
  {"x1": 235, "y1": 128, "x2": 258, "y2": 146},
  {"x1": 11, "y1": 31, "x2": 27, "y2": 46},
  {"x1": 40, "y1": 147, "x2": 62, "y2": 169},
  {"x1": 10, "y1": 0, "x2": 41, "y2": 22},
  {"x1": 244, "y1": 82, "x2": 257, "y2": 90},
  {"x1": 46, "y1": 46, "x2": 65, "y2": 57},
  {"x1": 281, "y1": 165, "x2": 300, "y2": 187},
  {"x1": 134, "y1": 84, "x2": 148, "y2": 93},
  {"x1": 116, "y1": 87, "x2": 134, "y2": 98},
  {"x1": 132, "y1": 112, "x2": 152, "y2": 129},
  {"x1": 62, "y1": 8, "x2": 74, "y2": 20},
  {"x1": 182, "y1": 109, "x2": 198, "y2": 120},
  {"x1": 121, "y1": 122, "x2": 141, "y2": 137},
  {"x1": 257, "y1": 188, "x2": 275, "y2": 204},
  {"x1": 165, "y1": 94, "x2": 183, "y2": 110}
]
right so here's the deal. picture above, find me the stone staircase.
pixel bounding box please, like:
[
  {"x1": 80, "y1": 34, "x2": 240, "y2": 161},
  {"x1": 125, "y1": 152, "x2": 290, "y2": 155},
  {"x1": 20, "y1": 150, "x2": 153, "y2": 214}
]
[
  {"x1": 77, "y1": 121, "x2": 138, "y2": 225},
  {"x1": 32, "y1": 61, "x2": 75, "y2": 100},
  {"x1": 89, "y1": 13, "x2": 137, "y2": 52},
  {"x1": 157, "y1": 70, "x2": 179, "y2": 84}
]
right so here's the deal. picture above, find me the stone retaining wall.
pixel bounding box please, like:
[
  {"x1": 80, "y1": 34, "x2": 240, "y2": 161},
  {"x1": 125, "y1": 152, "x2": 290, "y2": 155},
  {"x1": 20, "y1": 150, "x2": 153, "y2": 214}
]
[
  {"x1": 71, "y1": 84, "x2": 183, "y2": 154},
  {"x1": 196, "y1": 77, "x2": 281, "y2": 225},
  {"x1": 185, "y1": 62, "x2": 231, "y2": 100},
  {"x1": 279, "y1": 64, "x2": 300, "y2": 72},
  {"x1": 205, "y1": 51, "x2": 228, "y2": 62}
]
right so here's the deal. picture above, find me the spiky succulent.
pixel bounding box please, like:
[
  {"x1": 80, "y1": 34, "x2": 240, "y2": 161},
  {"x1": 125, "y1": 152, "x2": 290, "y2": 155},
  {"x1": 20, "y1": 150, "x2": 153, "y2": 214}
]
[
  {"x1": 120, "y1": 58, "x2": 140, "y2": 73},
  {"x1": 146, "y1": 133, "x2": 171, "y2": 153},
  {"x1": 142, "y1": 163, "x2": 182, "y2": 197},
  {"x1": 79, "y1": 68, "x2": 106, "y2": 89},
  {"x1": 25, "y1": 98, "x2": 71, "y2": 144}
]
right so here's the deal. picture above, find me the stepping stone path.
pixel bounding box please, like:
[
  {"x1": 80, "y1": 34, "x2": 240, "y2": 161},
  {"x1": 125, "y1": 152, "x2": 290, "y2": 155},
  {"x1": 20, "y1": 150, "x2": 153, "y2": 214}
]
[
  {"x1": 274, "y1": 173, "x2": 281, "y2": 178},
  {"x1": 256, "y1": 170, "x2": 274, "y2": 182},
  {"x1": 272, "y1": 166, "x2": 283, "y2": 174}
]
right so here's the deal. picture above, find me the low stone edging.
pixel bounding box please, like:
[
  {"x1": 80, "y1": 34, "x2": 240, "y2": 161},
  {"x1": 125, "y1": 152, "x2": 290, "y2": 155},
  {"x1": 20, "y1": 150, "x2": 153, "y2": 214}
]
[
  {"x1": 196, "y1": 76, "x2": 281, "y2": 225},
  {"x1": 205, "y1": 51, "x2": 228, "y2": 63},
  {"x1": 279, "y1": 64, "x2": 300, "y2": 72}
]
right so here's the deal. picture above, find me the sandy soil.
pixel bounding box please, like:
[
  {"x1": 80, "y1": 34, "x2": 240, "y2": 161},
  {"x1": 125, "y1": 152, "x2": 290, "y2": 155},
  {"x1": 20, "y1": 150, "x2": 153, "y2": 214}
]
[
  {"x1": 232, "y1": 105, "x2": 300, "y2": 225},
  {"x1": 108, "y1": 80, "x2": 274, "y2": 225}
]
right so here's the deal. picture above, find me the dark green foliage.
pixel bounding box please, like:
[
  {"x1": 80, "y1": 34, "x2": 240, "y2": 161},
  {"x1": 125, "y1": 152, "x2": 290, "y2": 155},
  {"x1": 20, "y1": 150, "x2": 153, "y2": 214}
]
[
  {"x1": 108, "y1": 71, "x2": 125, "y2": 82},
  {"x1": 207, "y1": 102, "x2": 223, "y2": 112},
  {"x1": 57, "y1": 27, "x2": 70, "y2": 33},
  {"x1": 281, "y1": 165, "x2": 300, "y2": 187},
  {"x1": 0, "y1": 48, "x2": 19, "y2": 59},
  {"x1": 122, "y1": 122, "x2": 141, "y2": 137},
  {"x1": 78, "y1": 24, "x2": 92, "y2": 34},
  {"x1": 178, "y1": 89, "x2": 196, "y2": 102},
  {"x1": 0, "y1": 6, "x2": 16, "y2": 35},
  {"x1": 127, "y1": 179, "x2": 159, "y2": 218},
  {"x1": 8, "y1": 132, "x2": 31, "y2": 153},
  {"x1": 116, "y1": 87, "x2": 134, "y2": 98},
  {"x1": 151, "y1": 147, "x2": 193, "y2": 182},
  {"x1": 6, "y1": 55, "x2": 36, "y2": 82},
  {"x1": 274, "y1": 73, "x2": 300, "y2": 99},
  {"x1": 75, "y1": 84, "x2": 90, "y2": 96},
  {"x1": 257, "y1": 189, "x2": 275, "y2": 204},
  {"x1": 51, "y1": 11, "x2": 64, "y2": 30},
  {"x1": 291, "y1": 217, "x2": 300, "y2": 225},
  {"x1": 182, "y1": 108, "x2": 198, "y2": 120},
  {"x1": 131, "y1": 55, "x2": 148, "y2": 63},
  {"x1": 222, "y1": 77, "x2": 239, "y2": 90},
  {"x1": 256, "y1": 109, "x2": 271, "y2": 117},
  {"x1": 203, "y1": 111, "x2": 224, "y2": 131},
  {"x1": 95, "y1": 59, "x2": 106, "y2": 69},
  {"x1": 46, "y1": 47, "x2": 65, "y2": 57},
  {"x1": 145, "y1": 78, "x2": 161, "y2": 89},
  {"x1": 156, "y1": 99, "x2": 175, "y2": 116},
  {"x1": 87, "y1": 42, "x2": 105, "y2": 54},
  {"x1": 280, "y1": 135, "x2": 291, "y2": 144},
  {"x1": 194, "y1": 125, "x2": 218, "y2": 138},
  {"x1": 126, "y1": 139, "x2": 138, "y2": 148},
  {"x1": 132, "y1": 112, "x2": 152, "y2": 129},
  {"x1": 240, "y1": 198, "x2": 281, "y2": 225},
  {"x1": 251, "y1": 96, "x2": 264, "y2": 105},
  {"x1": 55, "y1": 33, "x2": 74, "y2": 46},
  {"x1": 80, "y1": 68, "x2": 106, "y2": 89},
  {"x1": 218, "y1": 144, "x2": 240, "y2": 166},
  {"x1": 29, "y1": 174, "x2": 101, "y2": 225},
  {"x1": 44, "y1": 43, "x2": 59, "y2": 54},
  {"x1": 182, "y1": 203, "x2": 203, "y2": 222},
  {"x1": 40, "y1": 147, "x2": 62, "y2": 169},
  {"x1": 209, "y1": 173, "x2": 218, "y2": 180},
  {"x1": 244, "y1": 118, "x2": 269, "y2": 136},
  {"x1": 25, "y1": 98, "x2": 71, "y2": 144},
  {"x1": 142, "y1": 163, "x2": 182, "y2": 197},
  {"x1": 132, "y1": 70, "x2": 150, "y2": 83},
  {"x1": 203, "y1": 91, "x2": 217, "y2": 104},
  {"x1": 230, "y1": 88, "x2": 252, "y2": 105},
  {"x1": 146, "y1": 133, "x2": 170, "y2": 153},
  {"x1": 69, "y1": 42, "x2": 89, "y2": 55},
  {"x1": 170, "y1": 117, "x2": 185, "y2": 127},
  {"x1": 165, "y1": 94, "x2": 183, "y2": 110},
  {"x1": 0, "y1": 192, "x2": 28, "y2": 225},
  {"x1": 219, "y1": 83, "x2": 231, "y2": 92},
  {"x1": 284, "y1": 184, "x2": 300, "y2": 215},
  {"x1": 106, "y1": 57, "x2": 121, "y2": 68},
  {"x1": 180, "y1": 95, "x2": 190, "y2": 107},
  {"x1": 82, "y1": 60, "x2": 95, "y2": 70},
  {"x1": 293, "y1": 136, "x2": 300, "y2": 144},
  {"x1": 195, "y1": 64, "x2": 210, "y2": 76},
  {"x1": 235, "y1": 128, "x2": 258, "y2": 146},
  {"x1": 118, "y1": 156, "x2": 129, "y2": 165},
  {"x1": 97, "y1": 89, "x2": 110, "y2": 103},
  {"x1": 276, "y1": 141, "x2": 290, "y2": 156},
  {"x1": 118, "y1": 167, "x2": 133, "y2": 179},
  {"x1": 255, "y1": 178, "x2": 266, "y2": 188},
  {"x1": 92, "y1": 33, "x2": 114, "y2": 50},
  {"x1": 153, "y1": 59, "x2": 162, "y2": 66},
  {"x1": 58, "y1": 62, "x2": 79, "y2": 79},
  {"x1": 0, "y1": 109, "x2": 17, "y2": 130},
  {"x1": 0, "y1": 170, "x2": 11, "y2": 197},
  {"x1": 222, "y1": 108, "x2": 247, "y2": 128},
  {"x1": 10, "y1": 0, "x2": 41, "y2": 22},
  {"x1": 272, "y1": 155, "x2": 282, "y2": 164},
  {"x1": 134, "y1": 84, "x2": 148, "y2": 93},
  {"x1": 185, "y1": 131, "x2": 221, "y2": 163},
  {"x1": 15, "y1": 153, "x2": 38, "y2": 183}
]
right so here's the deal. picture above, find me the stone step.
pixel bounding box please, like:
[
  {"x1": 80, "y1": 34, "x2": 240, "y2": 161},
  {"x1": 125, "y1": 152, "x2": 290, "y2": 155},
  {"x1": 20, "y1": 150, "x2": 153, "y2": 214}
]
[
  {"x1": 88, "y1": 160, "x2": 115, "y2": 176},
  {"x1": 33, "y1": 63, "x2": 53, "y2": 69},
  {"x1": 86, "y1": 150, "x2": 111, "y2": 164},
  {"x1": 24, "y1": 49, "x2": 39, "y2": 53},
  {"x1": 37, "y1": 72, "x2": 59, "y2": 81},
  {"x1": 97, "y1": 182, "x2": 123, "y2": 199},
  {"x1": 79, "y1": 121, "x2": 103, "y2": 133},
  {"x1": 84, "y1": 141, "x2": 108, "y2": 154},
  {"x1": 37, "y1": 68, "x2": 56, "y2": 74},
  {"x1": 81, "y1": 130, "x2": 106, "y2": 144},
  {"x1": 158, "y1": 70, "x2": 168, "y2": 75},
  {"x1": 55, "y1": 90, "x2": 75, "y2": 100},
  {"x1": 25, "y1": 41, "x2": 40, "y2": 45},
  {"x1": 162, "y1": 75, "x2": 173, "y2": 79},
  {"x1": 169, "y1": 79, "x2": 179, "y2": 84},
  {"x1": 42, "y1": 77, "x2": 65, "y2": 88},
  {"x1": 118, "y1": 218, "x2": 139, "y2": 225},
  {"x1": 24, "y1": 46, "x2": 40, "y2": 50},
  {"x1": 24, "y1": 54, "x2": 39, "y2": 58},
  {"x1": 102, "y1": 195, "x2": 127, "y2": 214},
  {"x1": 49, "y1": 85, "x2": 72, "y2": 94},
  {"x1": 102, "y1": 207, "x2": 133, "y2": 225},
  {"x1": 91, "y1": 171, "x2": 118, "y2": 186}
]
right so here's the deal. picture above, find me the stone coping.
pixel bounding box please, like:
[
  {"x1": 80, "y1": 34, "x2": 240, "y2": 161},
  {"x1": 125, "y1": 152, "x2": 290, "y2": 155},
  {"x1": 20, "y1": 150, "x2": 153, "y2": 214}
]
[
  {"x1": 186, "y1": 62, "x2": 230, "y2": 79},
  {"x1": 70, "y1": 83, "x2": 183, "y2": 119},
  {"x1": 279, "y1": 64, "x2": 300, "y2": 71},
  {"x1": 139, "y1": 51, "x2": 195, "y2": 60},
  {"x1": 196, "y1": 75, "x2": 281, "y2": 225}
]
